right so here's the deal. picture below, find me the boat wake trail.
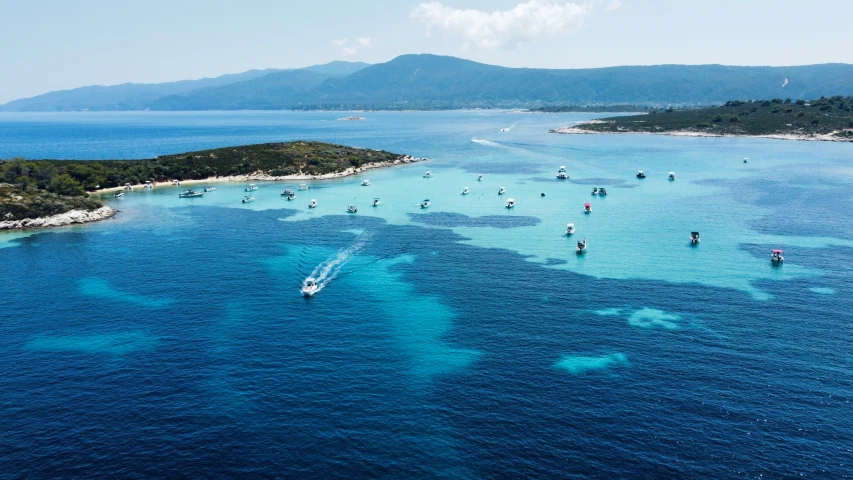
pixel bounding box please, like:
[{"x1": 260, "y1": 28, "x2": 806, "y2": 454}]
[
  {"x1": 304, "y1": 233, "x2": 372, "y2": 294},
  {"x1": 471, "y1": 137, "x2": 504, "y2": 148}
]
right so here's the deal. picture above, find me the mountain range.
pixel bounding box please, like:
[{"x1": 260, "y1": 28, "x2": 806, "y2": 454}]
[{"x1": 3, "y1": 55, "x2": 853, "y2": 111}]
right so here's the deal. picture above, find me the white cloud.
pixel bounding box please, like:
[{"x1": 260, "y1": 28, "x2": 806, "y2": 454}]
[
  {"x1": 411, "y1": 0, "x2": 610, "y2": 49},
  {"x1": 333, "y1": 37, "x2": 378, "y2": 56},
  {"x1": 606, "y1": 0, "x2": 622, "y2": 11}
]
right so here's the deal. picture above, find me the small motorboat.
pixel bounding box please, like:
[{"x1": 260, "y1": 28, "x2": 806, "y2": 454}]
[
  {"x1": 636, "y1": 170, "x2": 646, "y2": 179},
  {"x1": 144, "y1": 181, "x2": 153, "y2": 189},
  {"x1": 506, "y1": 198, "x2": 515, "y2": 209},
  {"x1": 347, "y1": 204, "x2": 358, "y2": 213},
  {"x1": 584, "y1": 203, "x2": 592, "y2": 214},
  {"x1": 669, "y1": 172, "x2": 676, "y2": 181},
  {"x1": 540, "y1": 193, "x2": 545, "y2": 197},
  {"x1": 179, "y1": 189, "x2": 204, "y2": 198},
  {"x1": 113, "y1": 192, "x2": 124, "y2": 198},
  {"x1": 245, "y1": 184, "x2": 258, "y2": 192},
  {"x1": 744, "y1": 157, "x2": 749, "y2": 164},
  {"x1": 691, "y1": 232, "x2": 701, "y2": 244},
  {"x1": 477, "y1": 175, "x2": 483, "y2": 181},
  {"x1": 242, "y1": 195, "x2": 254, "y2": 203},
  {"x1": 498, "y1": 187, "x2": 506, "y2": 195},
  {"x1": 123, "y1": 183, "x2": 133, "y2": 191},
  {"x1": 309, "y1": 199, "x2": 318, "y2": 208},
  {"x1": 373, "y1": 198, "x2": 381, "y2": 207},
  {"x1": 281, "y1": 188, "x2": 294, "y2": 197},
  {"x1": 598, "y1": 188, "x2": 607, "y2": 196},
  {"x1": 462, "y1": 187, "x2": 470, "y2": 195},
  {"x1": 297, "y1": 184, "x2": 310, "y2": 190},
  {"x1": 423, "y1": 171, "x2": 433, "y2": 178},
  {"x1": 771, "y1": 249, "x2": 784, "y2": 263},
  {"x1": 301, "y1": 278, "x2": 319, "y2": 297},
  {"x1": 361, "y1": 179, "x2": 371, "y2": 186},
  {"x1": 592, "y1": 188, "x2": 598, "y2": 195},
  {"x1": 565, "y1": 223, "x2": 576, "y2": 235},
  {"x1": 204, "y1": 186, "x2": 215, "y2": 192},
  {"x1": 576, "y1": 238, "x2": 587, "y2": 254},
  {"x1": 172, "y1": 179, "x2": 181, "y2": 186},
  {"x1": 556, "y1": 172, "x2": 569, "y2": 179},
  {"x1": 420, "y1": 199, "x2": 431, "y2": 209},
  {"x1": 558, "y1": 166, "x2": 567, "y2": 173}
]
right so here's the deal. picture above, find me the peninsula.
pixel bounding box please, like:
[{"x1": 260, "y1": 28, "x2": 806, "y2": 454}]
[
  {"x1": 0, "y1": 141, "x2": 421, "y2": 230},
  {"x1": 551, "y1": 96, "x2": 853, "y2": 142}
]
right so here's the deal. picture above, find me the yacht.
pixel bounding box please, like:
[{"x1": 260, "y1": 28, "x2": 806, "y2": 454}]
[
  {"x1": 565, "y1": 223, "x2": 576, "y2": 235},
  {"x1": 506, "y1": 198, "x2": 515, "y2": 209},
  {"x1": 691, "y1": 232, "x2": 701, "y2": 244},
  {"x1": 144, "y1": 181, "x2": 153, "y2": 189},
  {"x1": 245, "y1": 184, "x2": 258, "y2": 192},
  {"x1": 297, "y1": 184, "x2": 310, "y2": 190},
  {"x1": 584, "y1": 203, "x2": 592, "y2": 213},
  {"x1": 420, "y1": 199, "x2": 431, "y2": 209},
  {"x1": 556, "y1": 172, "x2": 569, "y2": 179},
  {"x1": 669, "y1": 172, "x2": 676, "y2": 181},
  {"x1": 347, "y1": 204, "x2": 358, "y2": 213},
  {"x1": 179, "y1": 189, "x2": 204, "y2": 198},
  {"x1": 204, "y1": 186, "x2": 215, "y2": 192},
  {"x1": 301, "y1": 278, "x2": 319, "y2": 297},
  {"x1": 771, "y1": 249, "x2": 784, "y2": 263},
  {"x1": 477, "y1": 175, "x2": 483, "y2": 181},
  {"x1": 462, "y1": 187, "x2": 470, "y2": 195},
  {"x1": 498, "y1": 187, "x2": 506, "y2": 195},
  {"x1": 113, "y1": 192, "x2": 124, "y2": 198},
  {"x1": 309, "y1": 199, "x2": 318, "y2": 208},
  {"x1": 361, "y1": 179, "x2": 371, "y2": 186},
  {"x1": 373, "y1": 198, "x2": 381, "y2": 207},
  {"x1": 242, "y1": 195, "x2": 254, "y2": 203},
  {"x1": 576, "y1": 238, "x2": 588, "y2": 254},
  {"x1": 636, "y1": 170, "x2": 646, "y2": 179},
  {"x1": 423, "y1": 171, "x2": 433, "y2": 178}
]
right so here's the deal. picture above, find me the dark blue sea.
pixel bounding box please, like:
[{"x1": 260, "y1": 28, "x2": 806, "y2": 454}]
[{"x1": 1, "y1": 111, "x2": 851, "y2": 478}]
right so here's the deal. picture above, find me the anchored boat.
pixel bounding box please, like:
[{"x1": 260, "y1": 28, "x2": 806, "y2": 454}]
[
  {"x1": 691, "y1": 232, "x2": 701, "y2": 244},
  {"x1": 498, "y1": 187, "x2": 506, "y2": 195},
  {"x1": 423, "y1": 171, "x2": 433, "y2": 178},
  {"x1": 309, "y1": 199, "x2": 318, "y2": 208},
  {"x1": 669, "y1": 172, "x2": 676, "y2": 181},
  {"x1": 576, "y1": 238, "x2": 587, "y2": 254},
  {"x1": 347, "y1": 204, "x2": 358, "y2": 213},
  {"x1": 636, "y1": 170, "x2": 646, "y2": 179},
  {"x1": 462, "y1": 187, "x2": 470, "y2": 195},
  {"x1": 566, "y1": 223, "x2": 576, "y2": 235},
  {"x1": 361, "y1": 179, "x2": 371, "y2": 186},
  {"x1": 771, "y1": 249, "x2": 784, "y2": 263},
  {"x1": 584, "y1": 203, "x2": 592, "y2": 213},
  {"x1": 420, "y1": 199, "x2": 431, "y2": 209},
  {"x1": 373, "y1": 198, "x2": 381, "y2": 207},
  {"x1": 242, "y1": 195, "x2": 254, "y2": 203},
  {"x1": 506, "y1": 198, "x2": 515, "y2": 209},
  {"x1": 179, "y1": 189, "x2": 204, "y2": 198}
]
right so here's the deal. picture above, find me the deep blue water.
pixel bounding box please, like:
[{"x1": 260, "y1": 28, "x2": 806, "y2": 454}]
[{"x1": 1, "y1": 111, "x2": 852, "y2": 478}]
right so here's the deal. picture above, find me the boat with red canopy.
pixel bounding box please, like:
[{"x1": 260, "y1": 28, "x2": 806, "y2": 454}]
[
  {"x1": 771, "y1": 249, "x2": 784, "y2": 263},
  {"x1": 584, "y1": 203, "x2": 592, "y2": 213}
]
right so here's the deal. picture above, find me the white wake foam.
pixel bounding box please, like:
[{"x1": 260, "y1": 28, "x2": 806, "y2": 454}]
[{"x1": 303, "y1": 232, "x2": 372, "y2": 294}]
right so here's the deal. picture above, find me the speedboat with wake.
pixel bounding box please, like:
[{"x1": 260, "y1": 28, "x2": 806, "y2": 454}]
[
  {"x1": 566, "y1": 223, "x2": 576, "y2": 235},
  {"x1": 301, "y1": 278, "x2": 319, "y2": 297},
  {"x1": 179, "y1": 189, "x2": 204, "y2": 198}
]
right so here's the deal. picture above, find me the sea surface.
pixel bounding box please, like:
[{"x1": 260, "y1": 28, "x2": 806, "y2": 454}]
[{"x1": 1, "y1": 111, "x2": 851, "y2": 478}]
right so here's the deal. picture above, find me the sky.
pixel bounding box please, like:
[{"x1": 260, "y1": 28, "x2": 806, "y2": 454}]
[{"x1": 1, "y1": 0, "x2": 852, "y2": 104}]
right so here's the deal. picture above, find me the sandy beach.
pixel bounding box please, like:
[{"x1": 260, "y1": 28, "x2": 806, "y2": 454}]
[
  {"x1": 89, "y1": 155, "x2": 426, "y2": 195},
  {"x1": 550, "y1": 124, "x2": 853, "y2": 142}
]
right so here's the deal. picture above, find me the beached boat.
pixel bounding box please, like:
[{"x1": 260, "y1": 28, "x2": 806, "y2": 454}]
[
  {"x1": 420, "y1": 199, "x2": 431, "y2": 209},
  {"x1": 245, "y1": 184, "x2": 258, "y2": 192},
  {"x1": 301, "y1": 278, "x2": 319, "y2": 297},
  {"x1": 576, "y1": 238, "x2": 587, "y2": 254},
  {"x1": 584, "y1": 203, "x2": 592, "y2": 213},
  {"x1": 242, "y1": 195, "x2": 254, "y2": 203},
  {"x1": 771, "y1": 249, "x2": 784, "y2": 263},
  {"x1": 557, "y1": 172, "x2": 569, "y2": 179},
  {"x1": 506, "y1": 198, "x2": 515, "y2": 209},
  {"x1": 691, "y1": 232, "x2": 701, "y2": 244},
  {"x1": 347, "y1": 204, "x2": 358, "y2": 213},
  {"x1": 204, "y1": 186, "x2": 215, "y2": 192},
  {"x1": 144, "y1": 181, "x2": 153, "y2": 189},
  {"x1": 179, "y1": 189, "x2": 204, "y2": 198},
  {"x1": 373, "y1": 198, "x2": 380, "y2": 207},
  {"x1": 309, "y1": 199, "x2": 318, "y2": 208},
  {"x1": 361, "y1": 179, "x2": 371, "y2": 186},
  {"x1": 566, "y1": 223, "x2": 576, "y2": 235},
  {"x1": 669, "y1": 172, "x2": 676, "y2": 181},
  {"x1": 113, "y1": 192, "x2": 124, "y2": 198},
  {"x1": 498, "y1": 187, "x2": 506, "y2": 195},
  {"x1": 298, "y1": 184, "x2": 310, "y2": 190},
  {"x1": 462, "y1": 187, "x2": 470, "y2": 195},
  {"x1": 423, "y1": 171, "x2": 433, "y2": 178},
  {"x1": 636, "y1": 170, "x2": 646, "y2": 179},
  {"x1": 172, "y1": 179, "x2": 181, "y2": 186},
  {"x1": 123, "y1": 183, "x2": 133, "y2": 191}
]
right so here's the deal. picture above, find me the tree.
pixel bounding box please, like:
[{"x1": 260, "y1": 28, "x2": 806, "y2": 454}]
[{"x1": 47, "y1": 174, "x2": 86, "y2": 197}]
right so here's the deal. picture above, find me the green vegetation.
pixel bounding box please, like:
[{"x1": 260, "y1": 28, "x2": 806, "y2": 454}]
[
  {"x1": 1, "y1": 141, "x2": 405, "y2": 221},
  {"x1": 574, "y1": 96, "x2": 853, "y2": 138}
]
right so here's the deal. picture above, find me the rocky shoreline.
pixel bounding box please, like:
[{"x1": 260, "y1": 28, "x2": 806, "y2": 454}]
[
  {"x1": 550, "y1": 125, "x2": 853, "y2": 142},
  {"x1": 0, "y1": 206, "x2": 116, "y2": 231}
]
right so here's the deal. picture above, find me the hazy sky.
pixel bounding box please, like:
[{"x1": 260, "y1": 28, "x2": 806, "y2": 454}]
[{"x1": 2, "y1": 0, "x2": 852, "y2": 104}]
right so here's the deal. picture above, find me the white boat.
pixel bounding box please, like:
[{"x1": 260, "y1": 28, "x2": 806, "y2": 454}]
[
  {"x1": 301, "y1": 278, "x2": 319, "y2": 296},
  {"x1": 298, "y1": 184, "x2": 310, "y2": 190},
  {"x1": 423, "y1": 171, "x2": 433, "y2": 178},
  {"x1": 576, "y1": 238, "x2": 587, "y2": 254},
  {"x1": 506, "y1": 198, "x2": 515, "y2": 209},
  {"x1": 691, "y1": 232, "x2": 701, "y2": 244},
  {"x1": 669, "y1": 172, "x2": 676, "y2": 181},
  {"x1": 462, "y1": 187, "x2": 470, "y2": 195},
  {"x1": 420, "y1": 199, "x2": 431, "y2": 209},
  {"x1": 373, "y1": 198, "x2": 381, "y2": 207},
  {"x1": 113, "y1": 192, "x2": 124, "y2": 198},
  {"x1": 584, "y1": 203, "x2": 592, "y2": 213},
  {"x1": 566, "y1": 223, "x2": 576, "y2": 235},
  {"x1": 771, "y1": 249, "x2": 784, "y2": 263},
  {"x1": 636, "y1": 170, "x2": 646, "y2": 179},
  {"x1": 592, "y1": 188, "x2": 598, "y2": 195},
  {"x1": 477, "y1": 175, "x2": 483, "y2": 181},
  {"x1": 556, "y1": 172, "x2": 569, "y2": 179},
  {"x1": 204, "y1": 186, "x2": 216, "y2": 192},
  {"x1": 498, "y1": 187, "x2": 506, "y2": 195},
  {"x1": 744, "y1": 157, "x2": 749, "y2": 164},
  {"x1": 558, "y1": 166, "x2": 567, "y2": 173},
  {"x1": 309, "y1": 199, "x2": 318, "y2": 208},
  {"x1": 281, "y1": 188, "x2": 295, "y2": 198},
  {"x1": 242, "y1": 195, "x2": 254, "y2": 203},
  {"x1": 245, "y1": 184, "x2": 258, "y2": 192},
  {"x1": 347, "y1": 204, "x2": 357, "y2": 213},
  {"x1": 172, "y1": 179, "x2": 180, "y2": 186},
  {"x1": 123, "y1": 183, "x2": 133, "y2": 191},
  {"x1": 179, "y1": 189, "x2": 204, "y2": 198},
  {"x1": 361, "y1": 179, "x2": 371, "y2": 186},
  {"x1": 144, "y1": 181, "x2": 153, "y2": 189}
]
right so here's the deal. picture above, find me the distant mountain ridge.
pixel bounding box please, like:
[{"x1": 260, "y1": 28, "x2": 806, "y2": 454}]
[{"x1": 3, "y1": 55, "x2": 852, "y2": 111}]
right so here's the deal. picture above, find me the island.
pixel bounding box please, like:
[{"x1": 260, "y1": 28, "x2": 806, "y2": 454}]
[
  {"x1": 550, "y1": 96, "x2": 853, "y2": 141},
  {"x1": 1, "y1": 141, "x2": 422, "y2": 230}
]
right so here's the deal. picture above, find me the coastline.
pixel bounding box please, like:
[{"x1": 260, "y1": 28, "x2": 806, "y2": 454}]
[
  {"x1": 0, "y1": 206, "x2": 116, "y2": 231},
  {"x1": 549, "y1": 125, "x2": 853, "y2": 142},
  {"x1": 89, "y1": 155, "x2": 426, "y2": 194}
]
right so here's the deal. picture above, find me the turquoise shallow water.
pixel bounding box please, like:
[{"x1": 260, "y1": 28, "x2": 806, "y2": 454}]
[{"x1": 1, "y1": 111, "x2": 852, "y2": 477}]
